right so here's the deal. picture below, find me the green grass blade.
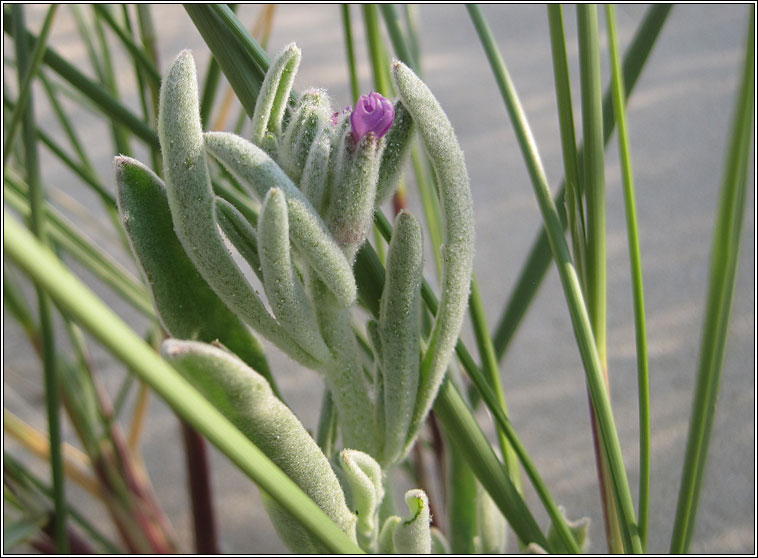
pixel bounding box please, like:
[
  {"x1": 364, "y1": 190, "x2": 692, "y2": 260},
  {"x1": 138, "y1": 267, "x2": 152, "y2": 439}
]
[
  {"x1": 576, "y1": 5, "x2": 625, "y2": 553},
  {"x1": 11, "y1": 6, "x2": 67, "y2": 551},
  {"x1": 492, "y1": 4, "x2": 673, "y2": 362},
  {"x1": 670, "y1": 10, "x2": 754, "y2": 553},
  {"x1": 184, "y1": 4, "x2": 269, "y2": 116},
  {"x1": 4, "y1": 175, "x2": 155, "y2": 319},
  {"x1": 199, "y1": 51, "x2": 223, "y2": 128},
  {"x1": 92, "y1": 6, "x2": 131, "y2": 156},
  {"x1": 3, "y1": 15, "x2": 160, "y2": 150},
  {"x1": 341, "y1": 5, "x2": 360, "y2": 102},
  {"x1": 4, "y1": 94, "x2": 117, "y2": 211},
  {"x1": 403, "y1": 5, "x2": 422, "y2": 76},
  {"x1": 92, "y1": 5, "x2": 160, "y2": 87},
  {"x1": 38, "y1": 71, "x2": 97, "y2": 176},
  {"x1": 605, "y1": 5, "x2": 651, "y2": 549},
  {"x1": 379, "y1": 4, "x2": 418, "y2": 72},
  {"x1": 469, "y1": 276, "x2": 522, "y2": 493},
  {"x1": 547, "y1": 4, "x2": 585, "y2": 285},
  {"x1": 446, "y1": 431, "x2": 479, "y2": 553},
  {"x1": 577, "y1": 4, "x2": 607, "y2": 371},
  {"x1": 136, "y1": 5, "x2": 161, "y2": 163},
  {"x1": 363, "y1": 5, "x2": 392, "y2": 95},
  {"x1": 2, "y1": 4, "x2": 58, "y2": 166},
  {"x1": 3, "y1": 212, "x2": 364, "y2": 555},
  {"x1": 118, "y1": 5, "x2": 156, "y2": 174},
  {"x1": 69, "y1": 4, "x2": 105, "y2": 82},
  {"x1": 467, "y1": 5, "x2": 642, "y2": 552},
  {"x1": 434, "y1": 379, "x2": 549, "y2": 549}
]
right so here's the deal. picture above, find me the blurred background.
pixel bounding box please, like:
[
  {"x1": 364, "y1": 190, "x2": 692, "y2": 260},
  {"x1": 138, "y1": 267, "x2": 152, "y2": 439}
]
[{"x1": 3, "y1": 4, "x2": 754, "y2": 554}]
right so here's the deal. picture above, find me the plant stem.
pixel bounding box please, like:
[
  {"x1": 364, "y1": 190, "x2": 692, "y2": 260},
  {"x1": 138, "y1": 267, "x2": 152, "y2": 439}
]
[{"x1": 181, "y1": 422, "x2": 219, "y2": 554}]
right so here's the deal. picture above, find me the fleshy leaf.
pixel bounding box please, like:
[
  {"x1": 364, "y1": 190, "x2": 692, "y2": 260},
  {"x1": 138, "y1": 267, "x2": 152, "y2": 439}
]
[
  {"x1": 375, "y1": 100, "x2": 414, "y2": 207},
  {"x1": 326, "y1": 131, "x2": 383, "y2": 261},
  {"x1": 392, "y1": 60, "x2": 475, "y2": 450},
  {"x1": 547, "y1": 506, "x2": 590, "y2": 553},
  {"x1": 300, "y1": 125, "x2": 332, "y2": 216},
  {"x1": 279, "y1": 88, "x2": 331, "y2": 184},
  {"x1": 379, "y1": 210, "x2": 423, "y2": 466},
  {"x1": 250, "y1": 42, "x2": 301, "y2": 146},
  {"x1": 378, "y1": 516, "x2": 400, "y2": 554},
  {"x1": 258, "y1": 187, "x2": 330, "y2": 364},
  {"x1": 336, "y1": 449, "x2": 384, "y2": 551},
  {"x1": 214, "y1": 197, "x2": 263, "y2": 283},
  {"x1": 475, "y1": 488, "x2": 507, "y2": 554},
  {"x1": 310, "y1": 278, "x2": 378, "y2": 456},
  {"x1": 157, "y1": 51, "x2": 316, "y2": 367},
  {"x1": 161, "y1": 339, "x2": 357, "y2": 553},
  {"x1": 392, "y1": 489, "x2": 432, "y2": 554},
  {"x1": 115, "y1": 156, "x2": 272, "y2": 384},
  {"x1": 204, "y1": 130, "x2": 357, "y2": 307}
]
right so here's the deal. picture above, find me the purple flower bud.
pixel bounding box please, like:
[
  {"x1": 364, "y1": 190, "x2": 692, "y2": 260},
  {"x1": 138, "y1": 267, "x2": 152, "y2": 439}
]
[{"x1": 350, "y1": 92, "x2": 394, "y2": 141}]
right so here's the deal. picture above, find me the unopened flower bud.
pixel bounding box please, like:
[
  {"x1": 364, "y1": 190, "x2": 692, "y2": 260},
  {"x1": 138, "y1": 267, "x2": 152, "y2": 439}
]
[{"x1": 350, "y1": 92, "x2": 394, "y2": 141}]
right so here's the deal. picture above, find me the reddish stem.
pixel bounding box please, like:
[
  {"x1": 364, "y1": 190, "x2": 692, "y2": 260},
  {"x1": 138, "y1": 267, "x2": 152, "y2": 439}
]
[{"x1": 181, "y1": 420, "x2": 220, "y2": 554}]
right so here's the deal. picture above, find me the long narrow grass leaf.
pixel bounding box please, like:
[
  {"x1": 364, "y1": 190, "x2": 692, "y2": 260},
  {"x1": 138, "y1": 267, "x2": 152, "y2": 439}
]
[
  {"x1": 2, "y1": 4, "x2": 58, "y2": 165},
  {"x1": 492, "y1": 4, "x2": 672, "y2": 361},
  {"x1": 467, "y1": 5, "x2": 641, "y2": 552},
  {"x1": 434, "y1": 379, "x2": 549, "y2": 549},
  {"x1": 4, "y1": 178, "x2": 154, "y2": 319},
  {"x1": 547, "y1": 5, "x2": 585, "y2": 283},
  {"x1": 184, "y1": 4, "x2": 271, "y2": 116},
  {"x1": 341, "y1": 5, "x2": 360, "y2": 101},
  {"x1": 469, "y1": 276, "x2": 521, "y2": 492},
  {"x1": 92, "y1": 6, "x2": 131, "y2": 156},
  {"x1": 12, "y1": 6, "x2": 67, "y2": 550},
  {"x1": 379, "y1": 4, "x2": 418, "y2": 73},
  {"x1": 3, "y1": 453, "x2": 122, "y2": 554},
  {"x1": 670, "y1": 10, "x2": 754, "y2": 553},
  {"x1": 92, "y1": 5, "x2": 160, "y2": 87},
  {"x1": 3, "y1": 15, "x2": 159, "y2": 149},
  {"x1": 605, "y1": 5, "x2": 651, "y2": 549},
  {"x1": 577, "y1": 5, "x2": 625, "y2": 552}
]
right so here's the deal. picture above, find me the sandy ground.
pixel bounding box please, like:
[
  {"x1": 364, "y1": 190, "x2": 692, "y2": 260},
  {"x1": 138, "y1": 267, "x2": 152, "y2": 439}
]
[{"x1": 3, "y1": 4, "x2": 754, "y2": 554}]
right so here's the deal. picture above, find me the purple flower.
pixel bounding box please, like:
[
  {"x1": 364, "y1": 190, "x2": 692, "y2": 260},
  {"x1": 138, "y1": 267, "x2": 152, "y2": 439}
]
[{"x1": 350, "y1": 92, "x2": 394, "y2": 141}]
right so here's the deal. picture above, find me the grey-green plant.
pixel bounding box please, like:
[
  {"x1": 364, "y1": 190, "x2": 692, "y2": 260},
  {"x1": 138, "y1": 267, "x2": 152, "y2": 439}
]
[
  {"x1": 114, "y1": 45, "x2": 473, "y2": 553},
  {"x1": 3, "y1": 4, "x2": 753, "y2": 555}
]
